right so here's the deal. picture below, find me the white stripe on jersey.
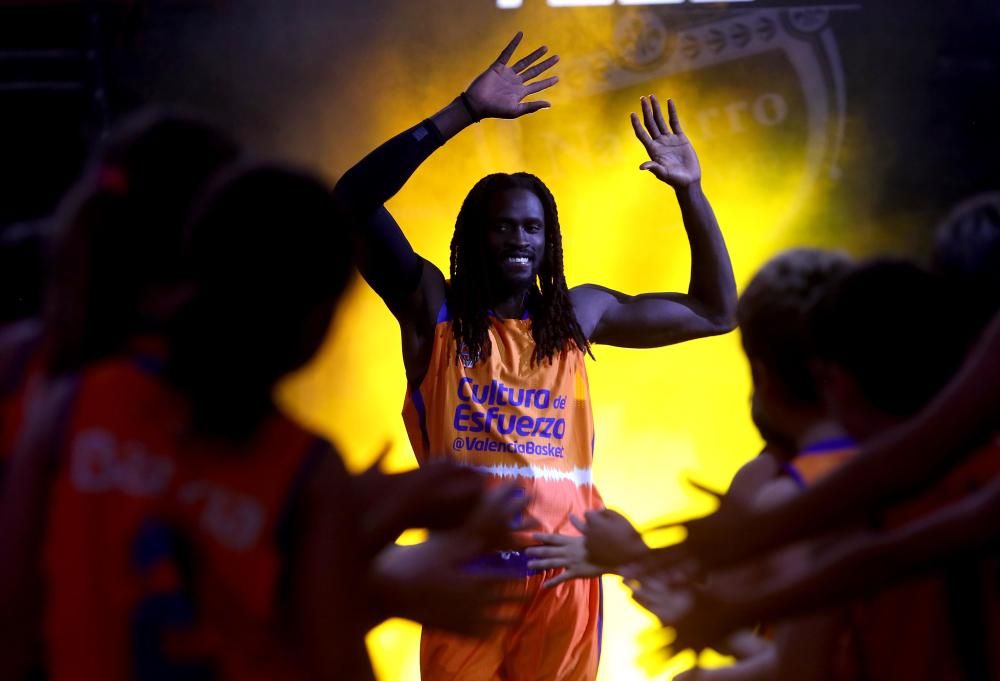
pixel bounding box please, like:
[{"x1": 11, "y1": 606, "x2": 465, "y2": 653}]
[{"x1": 468, "y1": 463, "x2": 593, "y2": 487}]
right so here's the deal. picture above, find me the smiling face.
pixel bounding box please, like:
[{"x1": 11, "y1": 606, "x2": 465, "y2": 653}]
[{"x1": 483, "y1": 187, "x2": 546, "y2": 293}]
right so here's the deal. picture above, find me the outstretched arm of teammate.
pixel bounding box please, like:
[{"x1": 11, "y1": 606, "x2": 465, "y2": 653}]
[
  {"x1": 571, "y1": 96, "x2": 737, "y2": 347},
  {"x1": 525, "y1": 452, "x2": 780, "y2": 587},
  {"x1": 647, "y1": 474, "x2": 1000, "y2": 653},
  {"x1": 525, "y1": 509, "x2": 650, "y2": 587},
  {"x1": 647, "y1": 310, "x2": 1000, "y2": 573}
]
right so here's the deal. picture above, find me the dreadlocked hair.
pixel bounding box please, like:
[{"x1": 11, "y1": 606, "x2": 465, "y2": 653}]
[{"x1": 448, "y1": 172, "x2": 591, "y2": 366}]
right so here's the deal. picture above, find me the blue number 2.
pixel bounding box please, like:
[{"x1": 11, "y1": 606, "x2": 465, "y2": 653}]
[{"x1": 129, "y1": 518, "x2": 215, "y2": 681}]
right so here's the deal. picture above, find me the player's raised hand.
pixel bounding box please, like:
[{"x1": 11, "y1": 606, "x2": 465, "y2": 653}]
[
  {"x1": 465, "y1": 32, "x2": 559, "y2": 120},
  {"x1": 631, "y1": 96, "x2": 701, "y2": 188}
]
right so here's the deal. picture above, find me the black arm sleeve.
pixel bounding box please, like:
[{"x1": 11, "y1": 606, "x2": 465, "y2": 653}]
[{"x1": 333, "y1": 119, "x2": 446, "y2": 306}]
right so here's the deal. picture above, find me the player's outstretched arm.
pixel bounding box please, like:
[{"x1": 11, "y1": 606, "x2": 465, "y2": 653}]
[
  {"x1": 670, "y1": 474, "x2": 1000, "y2": 648},
  {"x1": 657, "y1": 309, "x2": 1000, "y2": 573},
  {"x1": 642, "y1": 474, "x2": 1000, "y2": 655},
  {"x1": 571, "y1": 96, "x2": 737, "y2": 348},
  {"x1": 762, "y1": 475, "x2": 1000, "y2": 619},
  {"x1": 525, "y1": 509, "x2": 650, "y2": 587},
  {"x1": 332, "y1": 32, "x2": 559, "y2": 382}
]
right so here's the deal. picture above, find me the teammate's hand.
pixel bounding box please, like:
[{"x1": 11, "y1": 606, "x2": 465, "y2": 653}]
[
  {"x1": 582, "y1": 509, "x2": 649, "y2": 567},
  {"x1": 631, "y1": 96, "x2": 701, "y2": 188},
  {"x1": 631, "y1": 572, "x2": 694, "y2": 625},
  {"x1": 371, "y1": 539, "x2": 521, "y2": 637},
  {"x1": 525, "y1": 515, "x2": 604, "y2": 587},
  {"x1": 370, "y1": 485, "x2": 532, "y2": 636},
  {"x1": 465, "y1": 32, "x2": 559, "y2": 120},
  {"x1": 455, "y1": 482, "x2": 537, "y2": 551},
  {"x1": 354, "y1": 452, "x2": 487, "y2": 554},
  {"x1": 631, "y1": 577, "x2": 745, "y2": 654}
]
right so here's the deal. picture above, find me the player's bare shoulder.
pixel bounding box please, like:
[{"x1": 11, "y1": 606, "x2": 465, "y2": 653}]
[{"x1": 569, "y1": 283, "x2": 626, "y2": 343}]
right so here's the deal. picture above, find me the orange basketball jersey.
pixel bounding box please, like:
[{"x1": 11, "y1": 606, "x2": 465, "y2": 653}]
[
  {"x1": 783, "y1": 437, "x2": 857, "y2": 488},
  {"x1": 403, "y1": 303, "x2": 603, "y2": 540},
  {"x1": 855, "y1": 435, "x2": 1000, "y2": 681},
  {"x1": 866, "y1": 435, "x2": 1000, "y2": 681},
  {"x1": 43, "y1": 356, "x2": 323, "y2": 681}
]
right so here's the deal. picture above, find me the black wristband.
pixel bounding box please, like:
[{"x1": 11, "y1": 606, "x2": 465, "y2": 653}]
[
  {"x1": 459, "y1": 91, "x2": 483, "y2": 123},
  {"x1": 421, "y1": 118, "x2": 445, "y2": 146}
]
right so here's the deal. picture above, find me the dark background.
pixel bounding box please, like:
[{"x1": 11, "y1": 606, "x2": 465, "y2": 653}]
[{"x1": 2, "y1": 0, "x2": 998, "y2": 318}]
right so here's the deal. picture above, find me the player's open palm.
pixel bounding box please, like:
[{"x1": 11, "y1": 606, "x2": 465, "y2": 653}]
[
  {"x1": 631, "y1": 96, "x2": 701, "y2": 188},
  {"x1": 465, "y1": 32, "x2": 559, "y2": 120}
]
